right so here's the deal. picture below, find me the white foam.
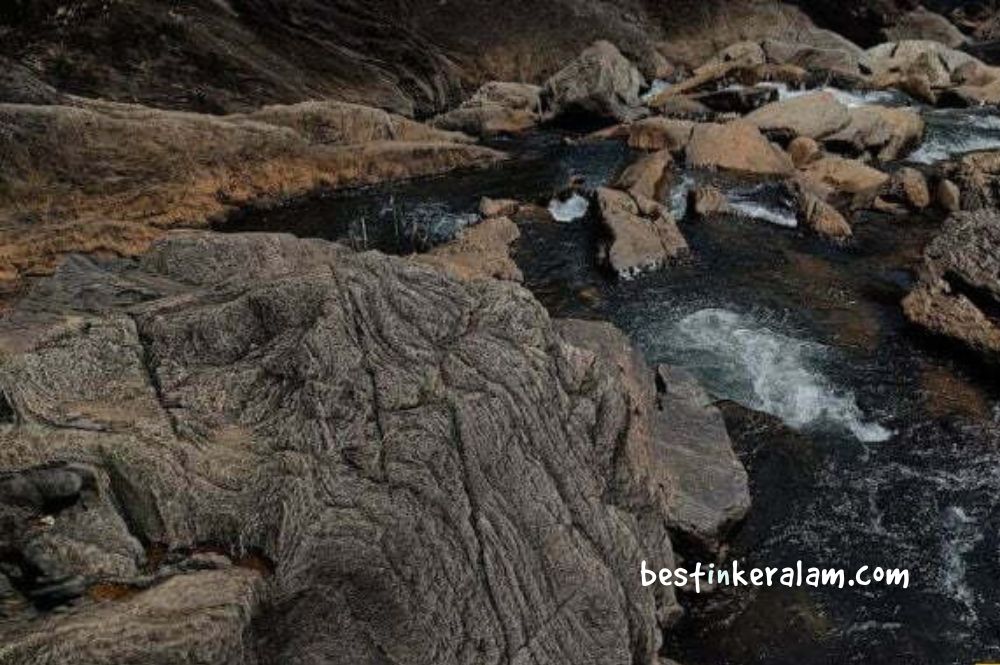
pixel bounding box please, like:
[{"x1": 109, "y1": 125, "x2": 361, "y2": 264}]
[
  {"x1": 729, "y1": 200, "x2": 798, "y2": 228},
  {"x1": 642, "y1": 79, "x2": 671, "y2": 103},
  {"x1": 766, "y1": 83, "x2": 904, "y2": 108},
  {"x1": 941, "y1": 505, "x2": 983, "y2": 624},
  {"x1": 667, "y1": 308, "x2": 893, "y2": 442},
  {"x1": 909, "y1": 112, "x2": 1000, "y2": 164},
  {"x1": 670, "y1": 173, "x2": 695, "y2": 220},
  {"x1": 548, "y1": 193, "x2": 589, "y2": 222}
]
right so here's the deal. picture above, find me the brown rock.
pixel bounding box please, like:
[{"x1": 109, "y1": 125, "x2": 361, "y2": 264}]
[
  {"x1": 688, "y1": 186, "x2": 730, "y2": 218},
  {"x1": 894, "y1": 167, "x2": 931, "y2": 209},
  {"x1": 479, "y1": 197, "x2": 520, "y2": 218},
  {"x1": 865, "y1": 40, "x2": 980, "y2": 89},
  {"x1": 745, "y1": 91, "x2": 851, "y2": 141},
  {"x1": 940, "y1": 151, "x2": 1000, "y2": 210},
  {"x1": 937, "y1": 178, "x2": 961, "y2": 212},
  {"x1": 798, "y1": 190, "x2": 853, "y2": 240},
  {"x1": 800, "y1": 156, "x2": 889, "y2": 196},
  {"x1": 417, "y1": 216, "x2": 522, "y2": 282},
  {"x1": 596, "y1": 187, "x2": 688, "y2": 277},
  {"x1": 686, "y1": 121, "x2": 794, "y2": 176},
  {"x1": 761, "y1": 39, "x2": 862, "y2": 76},
  {"x1": 823, "y1": 106, "x2": 925, "y2": 162},
  {"x1": 628, "y1": 118, "x2": 696, "y2": 152},
  {"x1": 883, "y1": 8, "x2": 968, "y2": 49},
  {"x1": 615, "y1": 150, "x2": 673, "y2": 201},
  {"x1": 431, "y1": 81, "x2": 542, "y2": 136},
  {"x1": 788, "y1": 136, "x2": 821, "y2": 167}
]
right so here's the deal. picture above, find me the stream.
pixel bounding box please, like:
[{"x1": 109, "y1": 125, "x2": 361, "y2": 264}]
[{"x1": 220, "y1": 98, "x2": 1000, "y2": 664}]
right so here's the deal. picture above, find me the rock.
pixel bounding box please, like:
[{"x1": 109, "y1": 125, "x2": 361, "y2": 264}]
[
  {"x1": 430, "y1": 81, "x2": 542, "y2": 136},
  {"x1": 744, "y1": 91, "x2": 851, "y2": 141},
  {"x1": 797, "y1": 189, "x2": 853, "y2": 240},
  {"x1": 688, "y1": 186, "x2": 731, "y2": 218},
  {"x1": 686, "y1": 121, "x2": 794, "y2": 176},
  {"x1": 479, "y1": 197, "x2": 520, "y2": 218},
  {"x1": 4, "y1": 568, "x2": 264, "y2": 664},
  {"x1": 891, "y1": 167, "x2": 931, "y2": 209},
  {"x1": 693, "y1": 86, "x2": 779, "y2": 114},
  {"x1": 0, "y1": 56, "x2": 63, "y2": 105},
  {"x1": 941, "y1": 77, "x2": 1000, "y2": 107},
  {"x1": 799, "y1": 156, "x2": 889, "y2": 196},
  {"x1": 0, "y1": 99, "x2": 502, "y2": 290},
  {"x1": 0, "y1": 230, "x2": 749, "y2": 663},
  {"x1": 596, "y1": 188, "x2": 688, "y2": 277},
  {"x1": 937, "y1": 178, "x2": 961, "y2": 211},
  {"x1": 903, "y1": 210, "x2": 1000, "y2": 360},
  {"x1": 883, "y1": 8, "x2": 967, "y2": 49},
  {"x1": 703, "y1": 41, "x2": 767, "y2": 70},
  {"x1": 940, "y1": 151, "x2": 1000, "y2": 210},
  {"x1": 628, "y1": 118, "x2": 696, "y2": 152},
  {"x1": 761, "y1": 39, "x2": 862, "y2": 76},
  {"x1": 543, "y1": 41, "x2": 646, "y2": 123},
  {"x1": 648, "y1": 62, "x2": 739, "y2": 106},
  {"x1": 654, "y1": 95, "x2": 714, "y2": 119},
  {"x1": 416, "y1": 216, "x2": 523, "y2": 282},
  {"x1": 788, "y1": 136, "x2": 821, "y2": 167},
  {"x1": 653, "y1": 365, "x2": 750, "y2": 552},
  {"x1": 615, "y1": 150, "x2": 673, "y2": 201},
  {"x1": 822, "y1": 105, "x2": 924, "y2": 162},
  {"x1": 865, "y1": 40, "x2": 980, "y2": 88}
]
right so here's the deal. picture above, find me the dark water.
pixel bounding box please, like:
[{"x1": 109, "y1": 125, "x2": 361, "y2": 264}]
[{"x1": 221, "y1": 121, "x2": 1000, "y2": 664}]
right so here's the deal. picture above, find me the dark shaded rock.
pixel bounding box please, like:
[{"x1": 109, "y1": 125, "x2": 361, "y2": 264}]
[{"x1": 693, "y1": 85, "x2": 779, "y2": 114}]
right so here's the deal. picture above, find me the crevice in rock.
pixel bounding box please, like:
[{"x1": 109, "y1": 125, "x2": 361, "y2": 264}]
[
  {"x1": 0, "y1": 390, "x2": 16, "y2": 424},
  {"x1": 128, "y1": 314, "x2": 182, "y2": 440}
]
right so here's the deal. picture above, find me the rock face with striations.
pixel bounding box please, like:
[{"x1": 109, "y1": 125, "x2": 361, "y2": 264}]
[{"x1": 0, "y1": 232, "x2": 748, "y2": 665}]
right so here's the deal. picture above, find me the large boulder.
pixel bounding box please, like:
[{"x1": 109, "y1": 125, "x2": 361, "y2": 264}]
[
  {"x1": 883, "y1": 8, "x2": 967, "y2": 48},
  {"x1": 865, "y1": 40, "x2": 980, "y2": 88},
  {"x1": 542, "y1": 41, "x2": 646, "y2": 123},
  {"x1": 822, "y1": 105, "x2": 925, "y2": 162},
  {"x1": 628, "y1": 118, "x2": 696, "y2": 152},
  {"x1": 761, "y1": 39, "x2": 863, "y2": 76},
  {"x1": 615, "y1": 150, "x2": 674, "y2": 201},
  {"x1": 799, "y1": 155, "x2": 890, "y2": 196},
  {"x1": 0, "y1": 231, "x2": 750, "y2": 664},
  {"x1": 430, "y1": 81, "x2": 542, "y2": 136},
  {"x1": 903, "y1": 210, "x2": 1000, "y2": 361},
  {"x1": 686, "y1": 121, "x2": 794, "y2": 176},
  {"x1": 596, "y1": 188, "x2": 688, "y2": 277},
  {"x1": 744, "y1": 91, "x2": 852, "y2": 141},
  {"x1": 416, "y1": 216, "x2": 523, "y2": 282}
]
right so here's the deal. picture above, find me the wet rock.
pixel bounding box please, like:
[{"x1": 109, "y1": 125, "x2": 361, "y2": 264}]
[
  {"x1": 653, "y1": 365, "x2": 750, "y2": 553},
  {"x1": 543, "y1": 40, "x2": 646, "y2": 123},
  {"x1": 0, "y1": 231, "x2": 728, "y2": 664},
  {"x1": 788, "y1": 136, "x2": 821, "y2": 167},
  {"x1": 693, "y1": 86, "x2": 779, "y2": 114},
  {"x1": 822, "y1": 105, "x2": 924, "y2": 162},
  {"x1": 688, "y1": 186, "x2": 731, "y2": 218},
  {"x1": 430, "y1": 81, "x2": 541, "y2": 136},
  {"x1": 615, "y1": 150, "x2": 673, "y2": 201},
  {"x1": 745, "y1": 91, "x2": 851, "y2": 141},
  {"x1": 686, "y1": 121, "x2": 794, "y2": 176},
  {"x1": 596, "y1": 187, "x2": 688, "y2": 277},
  {"x1": 937, "y1": 178, "x2": 961, "y2": 212},
  {"x1": 628, "y1": 118, "x2": 695, "y2": 152},
  {"x1": 416, "y1": 216, "x2": 522, "y2": 282},
  {"x1": 796, "y1": 189, "x2": 853, "y2": 240},
  {"x1": 903, "y1": 210, "x2": 1000, "y2": 360},
  {"x1": 883, "y1": 8, "x2": 967, "y2": 49}
]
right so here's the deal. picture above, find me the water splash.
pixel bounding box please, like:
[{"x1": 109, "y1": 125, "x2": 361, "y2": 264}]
[
  {"x1": 728, "y1": 184, "x2": 798, "y2": 228},
  {"x1": 909, "y1": 111, "x2": 1000, "y2": 164},
  {"x1": 664, "y1": 308, "x2": 892, "y2": 442},
  {"x1": 548, "y1": 193, "x2": 589, "y2": 222}
]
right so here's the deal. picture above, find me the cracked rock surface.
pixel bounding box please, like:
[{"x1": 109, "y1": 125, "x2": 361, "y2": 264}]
[{"x1": 0, "y1": 232, "x2": 749, "y2": 665}]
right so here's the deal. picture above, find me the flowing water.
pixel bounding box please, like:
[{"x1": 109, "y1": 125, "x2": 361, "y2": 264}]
[{"x1": 220, "y1": 101, "x2": 1000, "y2": 664}]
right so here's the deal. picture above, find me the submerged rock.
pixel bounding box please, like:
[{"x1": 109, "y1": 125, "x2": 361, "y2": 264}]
[
  {"x1": 903, "y1": 210, "x2": 1000, "y2": 360},
  {"x1": 543, "y1": 41, "x2": 646, "y2": 123},
  {"x1": 0, "y1": 231, "x2": 753, "y2": 664}
]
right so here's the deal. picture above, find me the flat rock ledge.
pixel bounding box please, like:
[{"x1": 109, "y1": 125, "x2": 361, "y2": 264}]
[{"x1": 0, "y1": 232, "x2": 748, "y2": 665}]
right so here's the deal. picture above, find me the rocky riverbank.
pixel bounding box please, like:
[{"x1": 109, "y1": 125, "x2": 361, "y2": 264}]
[{"x1": 4, "y1": 1, "x2": 1000, "y2": 664}]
